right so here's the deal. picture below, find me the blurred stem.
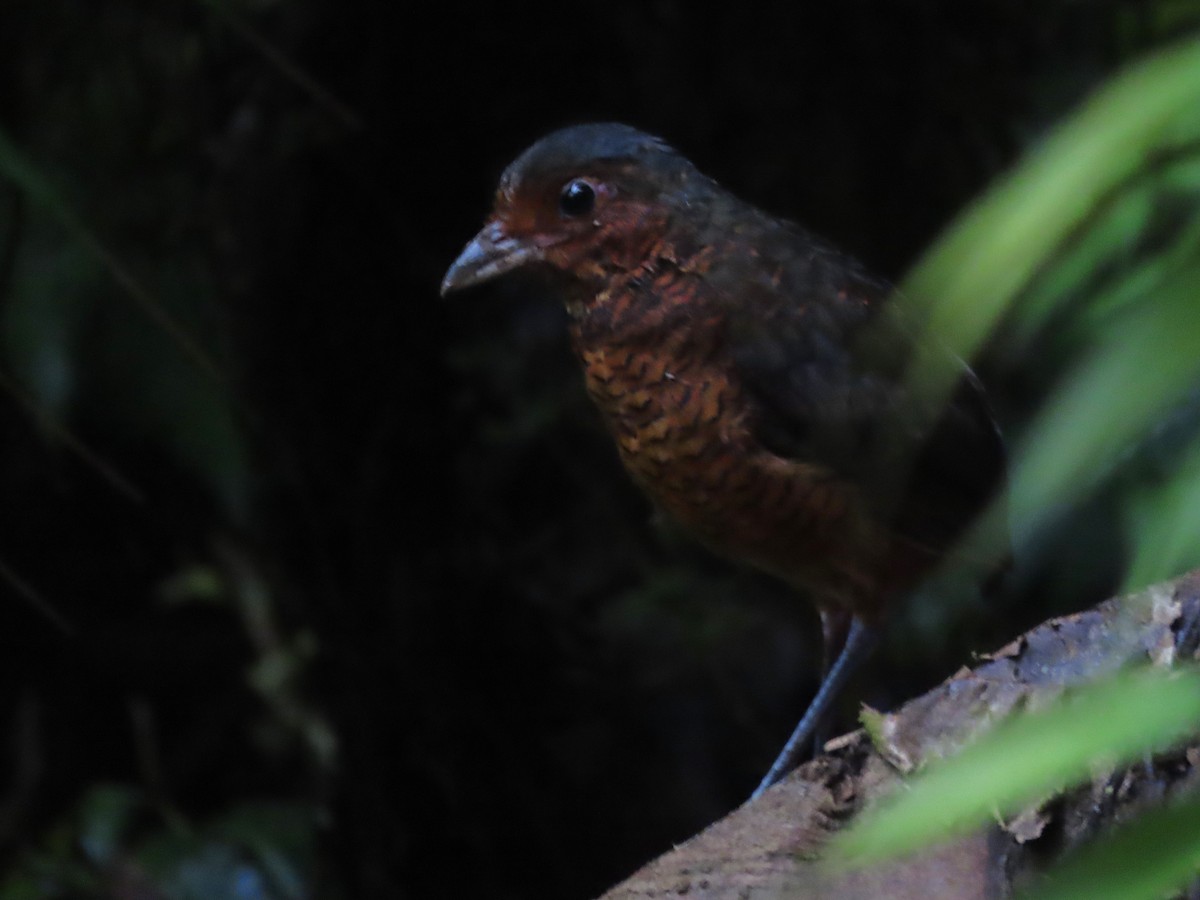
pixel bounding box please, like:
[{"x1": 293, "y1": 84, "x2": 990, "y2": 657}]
[
  {"x1": 0, "y1": 185, "x2": 23, "y2": 319},
  {"x1": 197, "y1": 0, "x2": 363, "y2": 130},
  {"x1": 0, "y1": 125, "x2": 224, "y2": 382},
  {"x1": 0, "y1": 367, "x2": 145, "y2": 505}
]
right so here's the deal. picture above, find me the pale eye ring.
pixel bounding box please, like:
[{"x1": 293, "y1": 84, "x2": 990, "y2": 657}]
[{"x1": 558, "y1": 179, "x2": 596, "y2": 218}]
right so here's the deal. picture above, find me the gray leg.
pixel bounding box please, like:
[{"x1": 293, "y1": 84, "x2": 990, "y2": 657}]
[{"x1": 750, "y1": 617, "x2": 880, "y2": 800}]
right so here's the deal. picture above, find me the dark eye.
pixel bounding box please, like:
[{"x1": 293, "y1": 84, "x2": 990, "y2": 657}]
[{"x1": 559, "y1": 179, "x2": 596, "y2": 218}]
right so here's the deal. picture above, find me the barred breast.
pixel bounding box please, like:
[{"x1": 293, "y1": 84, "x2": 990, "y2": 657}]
[{"x1": 575, "y1": 329, "x2": 889, "y2": 615}]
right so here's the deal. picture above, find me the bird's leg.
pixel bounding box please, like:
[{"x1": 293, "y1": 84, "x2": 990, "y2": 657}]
[
  {"x1": 811, "y1": 607, "x2": 852, "y2": 752},
  {"x1": 750, "y1": 616, "x2": 880, "y2": 800}
]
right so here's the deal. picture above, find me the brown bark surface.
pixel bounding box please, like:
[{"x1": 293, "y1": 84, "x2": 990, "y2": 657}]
[{"x1": 601, "y1": 570, "x2": 1200, "y2": 899}]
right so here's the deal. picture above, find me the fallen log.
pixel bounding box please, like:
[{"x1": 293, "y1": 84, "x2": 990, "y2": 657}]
[{"x1": 601, "y1": 570, "x2": 1200, "y2": 899}]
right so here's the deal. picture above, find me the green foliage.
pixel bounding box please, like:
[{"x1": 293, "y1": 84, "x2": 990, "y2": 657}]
[
  {"x1": 0, "y1": 6, "x2": 348, "y2": 894},
  {"x1": 0, "y1": 785, "x2": 319, "y2": 899},
  {"x1": 906, "y1": 33, "x2": 1200, "y2": 369},
  {"x1": 0, "y1": 60, "x2": 246, "y2": 512},
  {"x1": 1125, "y1": 440, "x2": 1200, "y2": 590},
  {"x1": 906, "y1": 32, "x2": 1200, "y2": 586},
  {"x1": 1015, "y1": 265, "x2": 1200, "y2": 537},
  {"x1": 1017, "y1": 796, "x2": 1200, "y2": 900},
  {"x1": 833, "y1": 669, "x2": 1200, "y2": 863},
  {"x1": 840, "y1": 30, "x2": 1200, "y2": 899}
]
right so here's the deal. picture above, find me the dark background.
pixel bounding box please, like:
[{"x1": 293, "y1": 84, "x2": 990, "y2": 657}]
[{"x1": 0, "y1": 2, "x2": 1192, "y2": 898}]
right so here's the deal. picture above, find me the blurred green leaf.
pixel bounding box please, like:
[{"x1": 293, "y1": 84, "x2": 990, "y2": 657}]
[
  {"x1": 1019, "y1": 795, "x2": 1200, "y2": 900},
  {"x1": 158, "y1": 843, "x2": 268, "y2": 900},
  {"x1": 0, "y1": 124, "x2": 221, "y2": 381},
  {"x1": 1125, "y1": 434, "x2": 1200, "y2": 589},
  {"x1": 903, "y1": 33, "x2": 1200, "y2": 400},
  {"x1": 0, "y1": 789, "x2": 318, "y2": 900},
  {"x1": 1, "y1": 237, "x2": 97, "y2": 417},
  {"x1": 1011, "y1": 153, "x2": 1200, "y2": 356},
  {"x1": 77, "y1": 784, "x2": 144, "y2": 867},
  {"x1": 0, "y1": 880, "x2": 46, "y2": 900},
  {"x1": 1011, "y1": 265, "x2": 1200, "y2": 533},
  {"x1": 0, "y1": 123, "x2": 251, "y2": 512},
  {"x1": 831, "y1": 27, "x2": 1200, "y2": 898},
  {"x1": 158, "y1": 565, "x2": 227, "y2": 606},
  {"x1": 1005, "y1": 181, "x2": 1154, "y2": 351},
  {"x1": 206, "y1": 804, "x2": 315, "y2": 899},
  {"x1": 832, "y1": 669, "x2": 1200, "y2": 864},
  {"x1": 138, "y1": 801, "x2": 317, "y2": 900}
]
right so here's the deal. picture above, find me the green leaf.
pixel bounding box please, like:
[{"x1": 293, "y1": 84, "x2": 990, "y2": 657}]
[
  {"x1": 1124, "y1": 434, "x2": 1200, "y2": 589},
  {"x1": 902, "y1": 33, "x2": 1200, "y2": 403},
  {"x1": 832, "y1": 669, "x2": 1200, "y2": 864},
  {"x1": 1011, "y1": 266, "x2": 1200, "y2": 533},
  {"x1": 1019, "y1": 795, "x2": 1200, "y2": 900}
]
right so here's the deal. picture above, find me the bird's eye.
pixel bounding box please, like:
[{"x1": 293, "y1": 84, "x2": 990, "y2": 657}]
[{"x1": 559, "y1": 179, "x2": 596, "y2": 218}]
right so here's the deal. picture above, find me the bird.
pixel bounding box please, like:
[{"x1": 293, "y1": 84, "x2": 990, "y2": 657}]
[{"x1": 441, "y1": 123, "x2": 1007, "y2": 799}]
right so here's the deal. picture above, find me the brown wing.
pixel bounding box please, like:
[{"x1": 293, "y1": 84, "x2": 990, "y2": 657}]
[{"x1": 713, "y1": 212, "x2": 1007, "y2": 566}]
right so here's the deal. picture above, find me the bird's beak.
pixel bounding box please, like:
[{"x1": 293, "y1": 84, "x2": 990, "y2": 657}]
[{"x1": 440, "y1": 220, "x2": 542, "y2": 296}]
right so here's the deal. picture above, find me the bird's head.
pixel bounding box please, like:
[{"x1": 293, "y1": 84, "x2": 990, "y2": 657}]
[{"x1": 441, "y1": 123, "x2": 710, "y2": 314}]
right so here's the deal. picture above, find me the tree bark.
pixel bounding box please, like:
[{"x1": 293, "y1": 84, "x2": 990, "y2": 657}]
[{"x1": 600, "y1": 570, "x2": 1200, "y2": 899}]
